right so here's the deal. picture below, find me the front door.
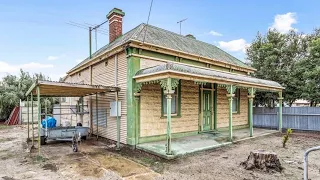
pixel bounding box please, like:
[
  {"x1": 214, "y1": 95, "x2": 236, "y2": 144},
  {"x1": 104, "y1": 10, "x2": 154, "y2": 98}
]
[{"x1": 202, "y1": 90, "x2": 212, "y2": 131}]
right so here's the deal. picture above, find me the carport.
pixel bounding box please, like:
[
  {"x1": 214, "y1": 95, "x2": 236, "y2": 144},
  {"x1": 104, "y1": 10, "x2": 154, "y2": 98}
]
[{"x1": 25, "y1": 80, "x2": 121, "y2": 156}]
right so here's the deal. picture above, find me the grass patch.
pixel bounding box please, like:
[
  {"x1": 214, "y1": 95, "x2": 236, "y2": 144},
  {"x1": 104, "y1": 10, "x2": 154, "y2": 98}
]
[
  {"x1": 33, "y1": 155, "x2": 48, "y2": 162},
  {"x1": 0, "y1": 125, "x2": 12, "y2": 130}
]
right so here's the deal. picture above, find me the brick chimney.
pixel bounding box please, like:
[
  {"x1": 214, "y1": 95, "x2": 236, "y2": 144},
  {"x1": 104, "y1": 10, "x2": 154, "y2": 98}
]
[{"x1": 107, "y1": 8, "x2": 125, "y2": 43}]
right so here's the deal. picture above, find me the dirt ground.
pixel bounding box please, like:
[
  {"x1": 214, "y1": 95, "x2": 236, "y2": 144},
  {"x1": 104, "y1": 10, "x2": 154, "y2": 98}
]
[{"x1": 0, "y1": 125, "x2": 319, "y2": 180}]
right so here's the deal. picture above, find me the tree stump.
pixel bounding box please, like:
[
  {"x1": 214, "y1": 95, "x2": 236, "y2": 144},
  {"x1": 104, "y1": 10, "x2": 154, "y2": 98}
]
[{"x1": 241, "y1": 150, "x2": 283, "y2": 172}]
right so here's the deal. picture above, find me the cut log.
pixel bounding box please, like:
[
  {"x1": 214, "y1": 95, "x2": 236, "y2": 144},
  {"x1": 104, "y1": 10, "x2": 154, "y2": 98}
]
[{"x1": 241, "y1": 150, "x2": 283, "y2": 172}]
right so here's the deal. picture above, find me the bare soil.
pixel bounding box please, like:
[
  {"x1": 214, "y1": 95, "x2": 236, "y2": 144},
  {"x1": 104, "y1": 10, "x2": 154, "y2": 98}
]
[{"x1": 0, "y1": 125, "x2": 320, "y2": 180}]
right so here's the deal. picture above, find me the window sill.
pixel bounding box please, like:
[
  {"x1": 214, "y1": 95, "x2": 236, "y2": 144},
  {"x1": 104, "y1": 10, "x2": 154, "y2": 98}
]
[{"x1": 160, "y1": 115, "x2": 181, "y2": 119}]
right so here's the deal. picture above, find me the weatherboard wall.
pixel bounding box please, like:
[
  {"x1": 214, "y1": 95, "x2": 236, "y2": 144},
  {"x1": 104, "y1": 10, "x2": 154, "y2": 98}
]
[{"x1": 62, "y1": 51, "x2": 127, "y2": 144}]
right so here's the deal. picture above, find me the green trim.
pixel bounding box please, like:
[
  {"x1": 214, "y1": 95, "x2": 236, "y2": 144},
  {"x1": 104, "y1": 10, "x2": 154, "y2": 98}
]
[
  {"x1": 126, "y1": 47, "x2": 141, "y2": 145},
  {"x1": 138, "y1": 131, "x2": 198, "y2": 144},
  {"x1": 213, "y1": 83, "x2": 218, "y2": 130},
  {"x1": 202, "y1": 90, "x2": 212, "y2": 131},
  {"x1": 161, "y1": 80, "x2": 181, "y2": 117},
  {"x1": 278, "y1": 91, "x2": 283, "y2": 132}
]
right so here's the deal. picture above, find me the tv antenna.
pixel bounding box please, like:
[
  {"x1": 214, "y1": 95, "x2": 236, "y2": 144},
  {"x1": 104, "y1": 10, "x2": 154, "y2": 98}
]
[{"x1": 177, "y1": 18, "x2": 187, "y2": 35}]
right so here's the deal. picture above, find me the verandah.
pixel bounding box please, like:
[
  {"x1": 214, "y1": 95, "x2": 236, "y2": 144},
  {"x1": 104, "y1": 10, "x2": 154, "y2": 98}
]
[{"x1": 133, "y1": 62, "x2": 284, "y2": 155}]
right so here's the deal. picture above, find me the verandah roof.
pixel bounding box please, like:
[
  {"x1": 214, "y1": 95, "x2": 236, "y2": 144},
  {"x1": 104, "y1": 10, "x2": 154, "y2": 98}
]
[
  {"x1": 134, "y1": 63, "x2": 284, "y2": 91},
  {"x1": 25, "y1": 80, "x2": 120, "y2": 97}
]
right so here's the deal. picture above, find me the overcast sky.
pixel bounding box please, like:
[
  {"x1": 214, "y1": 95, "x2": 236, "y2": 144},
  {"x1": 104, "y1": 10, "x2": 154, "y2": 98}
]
[{"x1": 0, "y1": 0, "x2": 319, "y2": 80}]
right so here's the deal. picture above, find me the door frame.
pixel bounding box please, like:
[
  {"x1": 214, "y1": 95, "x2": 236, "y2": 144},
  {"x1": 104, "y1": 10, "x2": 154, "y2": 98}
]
[{"x1": 199, "y1": 84, "x2": 215, "y2": 132}]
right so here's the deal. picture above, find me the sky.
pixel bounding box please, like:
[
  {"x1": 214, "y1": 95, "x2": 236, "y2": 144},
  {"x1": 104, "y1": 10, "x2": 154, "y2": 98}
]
[{"x1": 0, "y1": 0, "x2": 320, "y2": 80}]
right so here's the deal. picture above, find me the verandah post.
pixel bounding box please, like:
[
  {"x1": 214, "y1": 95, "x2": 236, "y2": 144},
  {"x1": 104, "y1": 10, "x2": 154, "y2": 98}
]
[
  {"x1": 278, "y1": 91, "x2": 283, "y2": 132},
  {"x1": 213, "y1": 83, "x2": 218, "y2": 130},
  {"x1": 248, "y1": 87, "x2": 256, "y2": 137},
  {"x1": 166, "y1": 78, "x2": 172, "y2": 155},
  {"x1": 226, "y1": 84, "x2": 236, "y2": 142}
]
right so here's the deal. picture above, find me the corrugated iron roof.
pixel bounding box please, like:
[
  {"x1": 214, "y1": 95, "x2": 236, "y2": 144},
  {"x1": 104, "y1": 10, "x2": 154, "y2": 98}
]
[
  {"x1": 68, "y1": 23, "x2": 252, "y2": 73},
  {"x1": 135, "y1": 62, "x2": 283, "y2": 89}
]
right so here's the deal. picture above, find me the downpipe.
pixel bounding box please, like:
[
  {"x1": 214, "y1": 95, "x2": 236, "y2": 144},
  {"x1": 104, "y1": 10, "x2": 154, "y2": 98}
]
[{"x1": 304, "y1": 146, "x2": 320, "y2": 180}]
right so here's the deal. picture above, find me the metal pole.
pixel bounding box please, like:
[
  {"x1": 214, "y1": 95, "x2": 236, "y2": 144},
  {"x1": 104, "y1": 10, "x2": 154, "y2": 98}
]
[
  {"x1": 31, "y1": 93, "x2": 34, "y2": 147},
  {"x1": 304, "y1": 146, "x2": 320, "y2": 180},
  {"x1": 166, "y1": 78, "x2": 172, "y2": 155},
  {"x1": 96, "y1": 93, "x2": 98, "y2": 140},
  {"x1": 27, "y1": 96, "x2": 30, "y2": 141},
  {"x1": 37, "y1": 86, "x2": 41, "y2": 156},
  {"x1": 116, "y1": 91, "x2": 120, "y2": 150},
  {"x1": 89, "y1": 27, "x2": 92, "y2": 59}
]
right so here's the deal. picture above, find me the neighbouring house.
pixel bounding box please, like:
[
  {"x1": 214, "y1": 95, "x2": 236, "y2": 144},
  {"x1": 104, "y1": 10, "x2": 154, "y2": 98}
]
[
  {"x1": 292, "y1": 99, "x2": 311, "y2": 107},
  {"x1": 62, "y1": 8, "x2": 284, "y2": 157}
]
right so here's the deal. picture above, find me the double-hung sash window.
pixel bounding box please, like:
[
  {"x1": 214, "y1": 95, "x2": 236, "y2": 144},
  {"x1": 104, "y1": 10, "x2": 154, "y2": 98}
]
[
  {"x1": 232, "y1": 89, "x2": 240, "y2": 113},
  {"x1": 161, "y1": 82, "x2": 181, "y2": 116}
]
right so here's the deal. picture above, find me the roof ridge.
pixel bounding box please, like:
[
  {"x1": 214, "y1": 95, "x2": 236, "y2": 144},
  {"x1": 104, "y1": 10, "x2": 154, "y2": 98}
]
[{"x1": 133, "y1": 24, "x2": 249, "y2": 68}]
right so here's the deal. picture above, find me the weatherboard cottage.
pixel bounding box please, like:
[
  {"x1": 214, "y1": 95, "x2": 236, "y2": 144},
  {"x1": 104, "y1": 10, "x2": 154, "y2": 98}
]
[{"x1": 61, "y1": 8, "x2": 284, "y2": 158}]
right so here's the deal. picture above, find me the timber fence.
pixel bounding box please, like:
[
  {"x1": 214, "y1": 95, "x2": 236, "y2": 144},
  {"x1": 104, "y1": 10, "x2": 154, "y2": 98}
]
[{"x1": 253, "y1": 107, "x2": 320, "y2": 131}]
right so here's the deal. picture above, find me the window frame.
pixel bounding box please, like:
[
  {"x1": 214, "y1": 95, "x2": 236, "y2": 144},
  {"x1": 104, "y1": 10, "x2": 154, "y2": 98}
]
[
  {"x1": 232, "y1": 89, "x2": 240, "y2": 114},
  {"x1": 161, "y1": 81, "x2": 181, "y2": 117}
]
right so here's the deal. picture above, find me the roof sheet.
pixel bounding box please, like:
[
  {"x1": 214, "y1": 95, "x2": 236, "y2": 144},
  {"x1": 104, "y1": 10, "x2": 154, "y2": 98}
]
[
  {"x1": 68, "y1": 23, "x2": 252, "y2": 73},
  {"x1": 26, "y1": 80, "x2": 120, "y2": 97},
  {"x1": 135, "y1": 63, "x2": 283, "y2": 89}
]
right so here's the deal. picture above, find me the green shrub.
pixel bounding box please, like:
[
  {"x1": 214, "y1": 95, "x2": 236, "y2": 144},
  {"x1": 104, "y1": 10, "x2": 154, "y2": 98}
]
[{"x1": 282, "y1": 128, "x2": 293, "y2": 148}]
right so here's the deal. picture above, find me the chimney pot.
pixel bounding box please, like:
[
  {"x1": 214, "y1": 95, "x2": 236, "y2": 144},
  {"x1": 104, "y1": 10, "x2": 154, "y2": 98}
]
[{"x1": 107, "y1": 8, "x2": 125, "y2": 43}]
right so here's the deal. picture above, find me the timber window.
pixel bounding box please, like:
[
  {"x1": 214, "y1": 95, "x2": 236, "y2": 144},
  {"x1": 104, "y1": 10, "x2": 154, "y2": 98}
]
[
  {"x1": 161, "y1": 82, "x2": 181, "y2": 117},
  {"x1": 232, "y1": 89, "x2": 240, "y2": 113}
]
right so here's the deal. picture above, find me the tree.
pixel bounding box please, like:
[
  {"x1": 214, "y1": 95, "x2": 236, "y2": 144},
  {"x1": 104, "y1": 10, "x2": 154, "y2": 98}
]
[
  {"x1": 296, "y1": 37, "x2": 320, "y2": 106},
  {"x1": 0, "y1": 70, "x2": 57, "y2": 120},
  {"x1": 246, "y1": 30, "x2": 308, "y2": 107}
]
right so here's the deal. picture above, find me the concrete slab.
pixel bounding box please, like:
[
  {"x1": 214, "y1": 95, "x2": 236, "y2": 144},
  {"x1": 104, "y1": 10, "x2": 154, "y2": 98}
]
[{"x1": 136, "y1": 128, "x2": 278, "y2": 159}]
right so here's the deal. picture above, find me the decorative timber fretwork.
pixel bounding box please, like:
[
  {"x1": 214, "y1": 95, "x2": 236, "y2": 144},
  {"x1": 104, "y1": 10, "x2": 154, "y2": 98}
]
[
  {"x1": 134, "y1": 80, "x2": 161, "y2": 93},
  {"x1": 225, "y1": 84, "x2": 237, "y2": 94},
  {"x1": 217, "y1": 84, "x2": 227, "y2": 88},
  {"x1": 160, "y1": 78, "x2": 180, "y2": 91},
  {"x1": 248, "y1": 87, "x2": 256, "y2": 97},
  {"x1": 194, "y1": 81, "x2": 207, "y2": 86},
  {"x1": 238, "y1": 86, "x2": 248, "y2": 90},
  {"x1": 134, "y1": 83, "x2": 143, "y2": 93}
]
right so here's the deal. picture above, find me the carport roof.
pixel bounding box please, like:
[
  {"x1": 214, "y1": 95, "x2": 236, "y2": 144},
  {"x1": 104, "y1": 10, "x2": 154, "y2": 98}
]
[{"x1": 26, "y1": 80, "x2": 120, "y2": 97}]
